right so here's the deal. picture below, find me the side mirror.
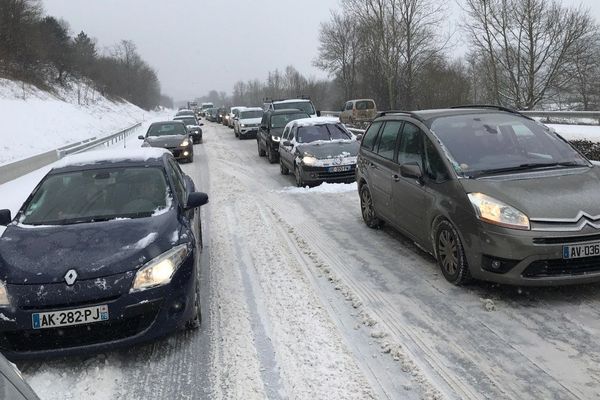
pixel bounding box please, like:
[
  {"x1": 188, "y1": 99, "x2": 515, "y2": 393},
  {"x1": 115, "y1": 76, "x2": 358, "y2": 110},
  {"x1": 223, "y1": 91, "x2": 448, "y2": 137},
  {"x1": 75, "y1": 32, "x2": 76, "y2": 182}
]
[
  {"x1": 138, "y1": 135, "x2": 145, "y2": 140},
  {"x1": 400, "y1": 163, "x2": 423, "y2": 181},
  {"x1": 355, "y1": 134, "x2": 363, "y2": 142},
  {"x1": 0, "y1": 209, "x2": 11, "y2": 226},
  {"x1": 316, "y1": 110, "x2": 322, "y2": 117},
  {"x1": 185, "y1": 192, "x2": 209, "y2": 210},
  {"x1": 282, "y1": 140, "x2": 292, "y2": 147}
]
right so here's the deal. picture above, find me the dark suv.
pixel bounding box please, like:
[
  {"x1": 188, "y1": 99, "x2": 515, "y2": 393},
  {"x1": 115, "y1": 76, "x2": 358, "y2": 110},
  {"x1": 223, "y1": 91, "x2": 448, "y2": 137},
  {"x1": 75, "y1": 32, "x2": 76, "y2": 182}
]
[
  {"x1": 257, "y1": 109, "x2": 309, "y2": 163},
  {"x1": 356, "y1": 106, "x2": 600, "y2": 287}
]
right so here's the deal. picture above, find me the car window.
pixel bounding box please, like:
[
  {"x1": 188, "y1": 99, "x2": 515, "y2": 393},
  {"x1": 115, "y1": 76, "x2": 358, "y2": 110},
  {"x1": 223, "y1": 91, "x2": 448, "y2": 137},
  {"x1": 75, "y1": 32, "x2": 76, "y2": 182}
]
[
  {"x1": 376, "y1": 121, "x2": 402, "y2": 160},
  {"x1": 270, "y1": 113, "x2": 309, "y2": 129},
  {"x1": 147, "y1": 123, "x2": 186, "y2": 137},
  {"x1": 424, "y1": 137, "x2": 449, "y2": 182},
  {"x1": 345, "y1": 102, "x2": 353, "y2": 111},
  {"x1": 20, "y1": 167, "x2": 171, "y2": 225},
  {"x1": 361, "y1": 121, "x2": 383, "y2": 151},
  {"x1": 167, "y1": 159, "x2": 187, "y2": 205},
  {"x1": 356, "y1": 101, "x2": 374, "y2": 110},
  {"x1": 398, "y1": 122, "x2": 423, "y2": 166},
  {"x1": 282, "y1": 127, "x2": 290, "y2": 140}
]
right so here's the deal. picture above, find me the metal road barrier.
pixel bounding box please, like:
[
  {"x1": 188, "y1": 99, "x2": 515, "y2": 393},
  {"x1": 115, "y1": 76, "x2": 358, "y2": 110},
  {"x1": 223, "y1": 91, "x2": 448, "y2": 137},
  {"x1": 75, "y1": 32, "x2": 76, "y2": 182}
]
[{"x1": 0, "y1": 122, "x2": 142, "y2": 185}]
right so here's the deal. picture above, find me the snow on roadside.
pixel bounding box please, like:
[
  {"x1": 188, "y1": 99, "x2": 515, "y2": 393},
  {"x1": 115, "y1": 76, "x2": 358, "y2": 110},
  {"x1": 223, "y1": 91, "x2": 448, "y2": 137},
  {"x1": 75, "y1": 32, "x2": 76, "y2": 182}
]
[
  {"x1": 0, "y1": 78, "x2": 150, "y2": 165},
  {"x1": 547, "y1": 123, "x2": 600, "y2": 142},
  {"x1": 279, "y1": 182, "x2": 358, "y2": 194},
  {"x1": 25, "y1": 355, "x2": 124, "y2": 400}
]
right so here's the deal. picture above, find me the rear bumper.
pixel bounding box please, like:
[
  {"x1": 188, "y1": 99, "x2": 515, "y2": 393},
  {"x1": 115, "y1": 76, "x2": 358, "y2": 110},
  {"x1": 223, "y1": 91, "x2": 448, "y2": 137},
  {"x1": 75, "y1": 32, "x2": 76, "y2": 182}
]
[{"x1": 0, "y1": 254, "x2": 197, "y2": 359}]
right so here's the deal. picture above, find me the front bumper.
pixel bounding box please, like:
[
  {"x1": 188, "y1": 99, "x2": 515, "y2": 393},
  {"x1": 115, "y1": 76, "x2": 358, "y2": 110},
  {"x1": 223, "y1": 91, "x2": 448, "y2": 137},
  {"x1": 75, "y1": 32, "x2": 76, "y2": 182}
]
[
  {"x1": 0, "y1": 253, "x2": 197, "y2": 359},
  {"x1": 165, "y1": 145, "x2": 193, "y2": 160},
  {"x1": 299, "y1": 164, "x2": 356, "y2": 184},
  {"x1": 239, "y1": 127, "x2": 258, "y2": 138},
  {"x1": 463, "y1": 221, "x2": 600, "y2": 286}
]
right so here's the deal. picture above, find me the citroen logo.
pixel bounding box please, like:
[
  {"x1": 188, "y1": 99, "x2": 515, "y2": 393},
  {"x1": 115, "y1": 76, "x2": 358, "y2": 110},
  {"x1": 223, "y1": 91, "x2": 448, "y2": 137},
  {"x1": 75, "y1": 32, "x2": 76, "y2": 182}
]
[
  {"x1": 334, "y1": 157, "x2": 343, "y2": 165},
  {"x1": 64, "y1": 269, "x2": 78, "y2": 286}
]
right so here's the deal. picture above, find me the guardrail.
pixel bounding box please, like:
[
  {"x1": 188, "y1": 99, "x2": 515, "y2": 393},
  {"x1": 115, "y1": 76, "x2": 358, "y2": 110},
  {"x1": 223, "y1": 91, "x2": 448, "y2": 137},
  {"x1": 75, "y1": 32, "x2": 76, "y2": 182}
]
[
  {"x1": 322, "y1": 110, "x2": 600, "y2": 125},
  {"x1": 0, "y1": 122, "x2": 142, "y2": 185}
]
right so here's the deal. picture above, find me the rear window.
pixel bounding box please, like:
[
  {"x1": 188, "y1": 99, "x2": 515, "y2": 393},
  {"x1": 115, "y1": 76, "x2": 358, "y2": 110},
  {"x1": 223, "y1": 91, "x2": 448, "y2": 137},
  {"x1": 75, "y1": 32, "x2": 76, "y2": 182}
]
[{"x1": 356, "y1": 101, "x2": 375, "y2": 110}]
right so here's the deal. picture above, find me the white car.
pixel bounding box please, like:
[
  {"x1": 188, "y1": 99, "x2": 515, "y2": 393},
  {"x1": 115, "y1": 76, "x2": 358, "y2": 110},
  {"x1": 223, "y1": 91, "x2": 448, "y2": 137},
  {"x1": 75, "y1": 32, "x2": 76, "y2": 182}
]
[
  {"x1": 264, "y1": 98, "x2": 319, "y2": 118},
  {"x1": 228, "y1": 106, "x2": 246, "y2": 128},
  {"x1": 234, "y1": 107, "x2": 264, "y2": 139}
]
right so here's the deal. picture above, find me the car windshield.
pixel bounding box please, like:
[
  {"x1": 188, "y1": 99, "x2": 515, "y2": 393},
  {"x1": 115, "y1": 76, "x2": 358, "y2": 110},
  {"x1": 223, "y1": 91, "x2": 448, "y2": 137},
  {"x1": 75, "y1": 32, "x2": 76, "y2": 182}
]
[
  {"x1": 297, "y1": 124, "x2": 351, "y2": 143},
  {"x1": 176, "y1": 111, "x2": 194, "y2": 116},
  {"x1": 176, "y1": 117, "x2": 197, "y2": 125},
  {"x1": 20, "y1": 167, "x2": 171, "y2": 226},
  {"x1": 273, "y1": 101, "x2": 315, "y2": 115},
  {"x1": 431, "y1": 113, "x2": 589, "y2": 177},
  {"x1": 271, "y1": 113, "x2": 309, "y2": 128},
  {"x1": 240, "y1": 110, "x2": 262, "y2": 119},
  {"x1": 147, "y1": 123, "x2": 186, "y2": 136}
]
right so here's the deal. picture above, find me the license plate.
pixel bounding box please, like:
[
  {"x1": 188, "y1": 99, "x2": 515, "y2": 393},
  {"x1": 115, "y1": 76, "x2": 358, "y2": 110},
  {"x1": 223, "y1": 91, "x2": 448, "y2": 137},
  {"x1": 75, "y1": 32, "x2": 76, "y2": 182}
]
[
  {"x1": 328, "y1": 165, "x2": 351, "y2": 173},
  {"x1": 32, "y1": 305, "x2": 109, "y2": 330},
  {"x1": 563, "y1": 241, "x2": 600, "y2": 259}
]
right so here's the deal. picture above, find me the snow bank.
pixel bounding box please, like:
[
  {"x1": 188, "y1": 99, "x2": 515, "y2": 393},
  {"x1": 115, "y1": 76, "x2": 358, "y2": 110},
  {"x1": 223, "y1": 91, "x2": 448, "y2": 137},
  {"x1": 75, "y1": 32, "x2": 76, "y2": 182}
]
[
  {"x1": 0, "y1": 78, "x2": 149, "y2": 165},
  {"x1": 547, "y1": 124, "x2": 600, "y2": 142}
]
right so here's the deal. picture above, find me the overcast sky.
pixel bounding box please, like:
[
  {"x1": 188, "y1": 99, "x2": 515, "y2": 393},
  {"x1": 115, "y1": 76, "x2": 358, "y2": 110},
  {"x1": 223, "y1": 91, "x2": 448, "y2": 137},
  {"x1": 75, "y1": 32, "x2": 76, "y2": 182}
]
[{"x1": 42, "y1": 0, "x2": 600, "y2": 102}]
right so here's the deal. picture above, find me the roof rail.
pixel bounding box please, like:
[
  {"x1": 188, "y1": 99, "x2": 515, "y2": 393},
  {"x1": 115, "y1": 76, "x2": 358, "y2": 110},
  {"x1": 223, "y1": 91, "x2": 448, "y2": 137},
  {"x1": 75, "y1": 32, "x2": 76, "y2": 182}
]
[
  {"x1": 450, "y1": 104, "x2": 533, "y2": 120},
  {"x1": 376, "y1": 110, "x2": 425, "y2": 122}
]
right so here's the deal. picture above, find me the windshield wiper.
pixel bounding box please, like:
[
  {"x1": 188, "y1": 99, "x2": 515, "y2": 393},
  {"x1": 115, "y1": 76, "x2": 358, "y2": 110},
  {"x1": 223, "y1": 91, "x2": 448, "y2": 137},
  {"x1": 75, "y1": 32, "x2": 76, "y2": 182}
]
[{"x1": 473, "y1": 161, "x2": 586, "y2": 177}]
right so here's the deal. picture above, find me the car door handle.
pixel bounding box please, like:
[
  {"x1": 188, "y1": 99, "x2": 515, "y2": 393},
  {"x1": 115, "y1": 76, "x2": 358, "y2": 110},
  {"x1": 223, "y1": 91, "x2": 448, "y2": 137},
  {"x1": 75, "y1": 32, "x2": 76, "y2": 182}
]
[{"x1": 392, "y1": 174, "x2": 401, "y2": 182}]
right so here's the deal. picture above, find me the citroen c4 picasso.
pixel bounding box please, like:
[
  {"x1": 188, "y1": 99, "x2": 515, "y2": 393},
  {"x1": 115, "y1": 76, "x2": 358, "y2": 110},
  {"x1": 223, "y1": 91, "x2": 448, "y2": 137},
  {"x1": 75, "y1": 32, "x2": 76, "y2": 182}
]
[{"x1": 357, "y1": 106, "x2": 600, "y2": 286}]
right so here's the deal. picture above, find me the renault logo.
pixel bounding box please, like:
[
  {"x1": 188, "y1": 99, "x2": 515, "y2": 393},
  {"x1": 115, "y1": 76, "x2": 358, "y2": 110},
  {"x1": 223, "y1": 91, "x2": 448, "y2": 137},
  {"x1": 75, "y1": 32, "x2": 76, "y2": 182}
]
[{"x1": 64, "y1": 269, "x2": 78, "y2": 286}]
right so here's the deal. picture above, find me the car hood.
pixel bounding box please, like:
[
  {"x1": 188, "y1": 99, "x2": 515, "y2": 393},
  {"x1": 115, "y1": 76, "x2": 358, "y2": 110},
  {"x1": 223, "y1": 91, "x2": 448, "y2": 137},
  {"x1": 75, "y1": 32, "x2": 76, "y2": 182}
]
[
  {"x1": 145, "y1": 135, "x2": 186, "y2": 147},
  {"x1": 296, "y1": 140, "x2": 359, "y2": 159},
  {"x1": 186, "y1": 125, "x2": 201, "y2": 130},
  {"x1": 459, "y1": 166, "x2": 600, "y2": 220},
  {"x1": 0, "y1": 211, "x2": 184, "y2": 284},
  {"x1": 270, "y1": 127, "x2": 284, "y2": 137}
]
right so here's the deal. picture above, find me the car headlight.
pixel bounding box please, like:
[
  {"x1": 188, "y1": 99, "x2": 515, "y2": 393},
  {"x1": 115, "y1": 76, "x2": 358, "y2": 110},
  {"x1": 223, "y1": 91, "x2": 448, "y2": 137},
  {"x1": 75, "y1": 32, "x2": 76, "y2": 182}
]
[
  {"x1": 181, "y1": 139, "x2": 190, "y2": 147},
  {"x1": 468, "y1": 193, "x2": 530, "y2": 230},
  {"x1": 131, "y1": 244, "x2": 190, "y2": 292},
  {"x1": 0, "y1": 281, "x2": 9, "y2": 306},
  {"x1": 302, "y1": 156, "x2": 318, "y2": 166},
  {"x1": 241, "y1": 124, "x2": 246, "y2": 127},
  {"x1": 271, "y1": 136, "x2": 280, "y2": 142}
]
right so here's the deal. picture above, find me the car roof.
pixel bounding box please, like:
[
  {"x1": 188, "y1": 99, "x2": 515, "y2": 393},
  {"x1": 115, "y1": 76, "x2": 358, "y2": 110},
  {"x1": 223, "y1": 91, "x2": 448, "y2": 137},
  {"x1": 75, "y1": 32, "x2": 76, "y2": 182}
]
[
  {"x1": 240, "y1": 107, "x2": 263, "y2": 112},
  {"x1": 151, "y1": 120, "x2": 186, "y2": 126},
  {"x1": 375, "y1": 107, "x2": 531, "y2": 125},
  {"x1": 272, "y1": 98, "x2": 312, "y2": 104},
  {"x1": 52, "y1": 148, "x2": 170, "y2": 172}
]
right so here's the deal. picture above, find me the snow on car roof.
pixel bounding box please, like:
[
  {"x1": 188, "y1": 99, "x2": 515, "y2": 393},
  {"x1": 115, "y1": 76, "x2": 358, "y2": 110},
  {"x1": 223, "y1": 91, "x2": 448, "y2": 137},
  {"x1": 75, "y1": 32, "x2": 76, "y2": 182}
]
[
  {"x1": 273, "y1": 99, "x2": 312, "y2": 104},
  {"x1": 285, "y1": 117, "x2": 340, "y2": 129},
  {"x1": 54, "y1": 148, "x2": 170, "y2": 169},
  {"x1": 241, "y1": 107, "x2": 263, "y2": 111}
]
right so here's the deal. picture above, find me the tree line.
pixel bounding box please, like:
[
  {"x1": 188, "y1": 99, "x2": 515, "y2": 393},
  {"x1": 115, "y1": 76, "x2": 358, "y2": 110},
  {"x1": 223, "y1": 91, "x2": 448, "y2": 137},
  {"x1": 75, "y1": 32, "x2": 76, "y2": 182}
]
[
  {"x1": 0, "y1": 0, "x2": 163, "y2": 110},
  {"x1": 203, "y1": 0, "x2": 599, "y2": 112}
]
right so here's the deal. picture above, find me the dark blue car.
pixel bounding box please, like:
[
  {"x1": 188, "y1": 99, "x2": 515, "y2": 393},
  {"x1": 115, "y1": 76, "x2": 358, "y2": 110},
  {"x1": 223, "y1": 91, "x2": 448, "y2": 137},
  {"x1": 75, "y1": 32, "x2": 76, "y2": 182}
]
[{"x1": 0, "y1": 148, "x2": 208, "y2": 359}]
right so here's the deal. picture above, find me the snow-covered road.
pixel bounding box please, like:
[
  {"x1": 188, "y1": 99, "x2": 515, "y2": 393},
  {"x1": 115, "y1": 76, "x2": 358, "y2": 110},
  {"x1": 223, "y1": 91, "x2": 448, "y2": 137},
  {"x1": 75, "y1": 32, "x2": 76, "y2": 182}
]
[{"x1": 10, "y1": 121, "x2": 600, "y2": 399}]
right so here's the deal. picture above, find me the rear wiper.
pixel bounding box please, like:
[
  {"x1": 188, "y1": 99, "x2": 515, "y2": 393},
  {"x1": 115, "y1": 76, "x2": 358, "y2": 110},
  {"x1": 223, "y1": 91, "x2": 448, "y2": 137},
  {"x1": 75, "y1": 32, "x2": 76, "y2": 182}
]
[{"x1": 474, "y1": 161, "x2": 586, "y2": 177}]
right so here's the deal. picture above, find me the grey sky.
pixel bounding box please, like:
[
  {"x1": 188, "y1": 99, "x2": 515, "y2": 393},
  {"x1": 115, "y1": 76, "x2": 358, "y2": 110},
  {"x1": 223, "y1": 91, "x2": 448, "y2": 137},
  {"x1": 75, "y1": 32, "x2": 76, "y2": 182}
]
[{"x1": 42, "y1": 0, "x2": 600, "y2": 102}]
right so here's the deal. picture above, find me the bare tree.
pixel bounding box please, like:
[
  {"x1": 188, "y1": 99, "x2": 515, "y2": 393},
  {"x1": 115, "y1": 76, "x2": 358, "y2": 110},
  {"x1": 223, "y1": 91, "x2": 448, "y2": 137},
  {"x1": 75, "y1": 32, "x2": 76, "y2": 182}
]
[
  {"x1": 463, "y1": 0, "x2": 597, "y2": 110},
  {"x1": 314, "y1": 11, "x2": 363, "y2": 100}
]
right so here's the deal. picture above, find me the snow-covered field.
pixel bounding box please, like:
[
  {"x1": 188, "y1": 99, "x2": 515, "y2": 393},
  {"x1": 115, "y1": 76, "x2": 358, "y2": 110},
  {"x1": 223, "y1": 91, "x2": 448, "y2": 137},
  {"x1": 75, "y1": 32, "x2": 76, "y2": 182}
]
[
  {"x1": 3, "y1": 114, "x2": 600, "y2": 399},
  {"x1": 0, "y1": 78, "x2": 153, "y2": 165}
]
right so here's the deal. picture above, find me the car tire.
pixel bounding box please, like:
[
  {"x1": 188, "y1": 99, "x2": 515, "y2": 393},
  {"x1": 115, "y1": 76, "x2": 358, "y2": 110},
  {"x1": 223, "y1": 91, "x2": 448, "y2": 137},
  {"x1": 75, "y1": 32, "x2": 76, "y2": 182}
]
[
  {"x1": 280, "y1": 159, "x2": 289, "y2": 175},
  {"x1": 360, "y1": 185, "x2": 382, "y2": 228},
  {"x1": 258, "y1": 141, "x2": 266, "y2": 157},
  {"x1": 267, "y1": 149, "x2": 277, "y2": 163},
  {"x1": 295, "y1": 164, "x2": 304, "y2": 187},
  {"x1": 435, "y1": 220, "x2": 472, "y2": 285},
  {"x1": 186, "y1": 280, "x2": 202, "y2": 330}
]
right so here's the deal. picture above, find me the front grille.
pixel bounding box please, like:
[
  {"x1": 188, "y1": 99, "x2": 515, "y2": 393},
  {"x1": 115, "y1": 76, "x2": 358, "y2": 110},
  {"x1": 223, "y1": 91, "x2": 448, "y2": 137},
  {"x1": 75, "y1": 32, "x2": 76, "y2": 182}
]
[
  {"x1": 315, "y1": 166, "x2": 356, "y2": 180},
  {"x1": 533, "y1": 233, "x2": 600, "y2": 245},
  {"x1": 1, "y1": 307, "x2": 159, "y2": 352},
  {"x1": 523, "y1": 256, "x2": 600, "y2": 277}
]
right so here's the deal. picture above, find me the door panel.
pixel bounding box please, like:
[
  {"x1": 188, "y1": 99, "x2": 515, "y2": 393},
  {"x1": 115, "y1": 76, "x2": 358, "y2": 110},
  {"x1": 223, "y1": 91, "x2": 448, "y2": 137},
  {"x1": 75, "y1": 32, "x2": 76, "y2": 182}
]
[{"x1": 369, "y1": 121, "x2": 402, "y2": 221}]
